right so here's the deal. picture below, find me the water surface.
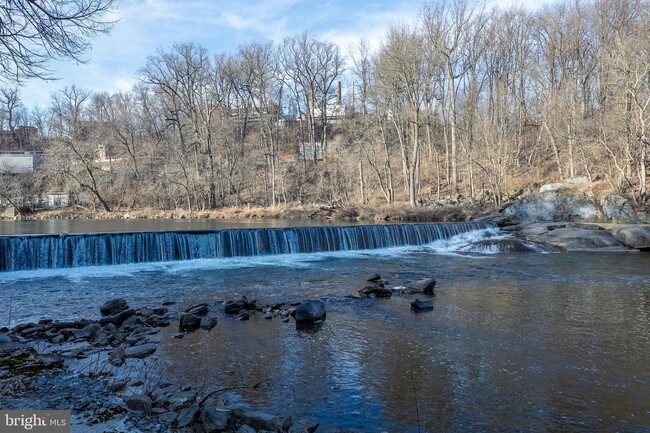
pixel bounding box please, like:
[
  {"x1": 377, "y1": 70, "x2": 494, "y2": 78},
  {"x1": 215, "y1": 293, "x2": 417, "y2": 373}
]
[{"x1": 1, "y1": 227, "x2": 648, "y2": 432}]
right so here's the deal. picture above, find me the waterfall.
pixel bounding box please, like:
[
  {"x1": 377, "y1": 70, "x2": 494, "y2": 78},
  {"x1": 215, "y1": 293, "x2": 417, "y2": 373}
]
[{"x1": 0, "y1": 221, "x2": 491, "y2": 272}]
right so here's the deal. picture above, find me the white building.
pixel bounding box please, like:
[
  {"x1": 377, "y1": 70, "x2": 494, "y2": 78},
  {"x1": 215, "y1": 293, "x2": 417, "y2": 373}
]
[{"x1": 0, "y1": 151, "x2": 35, "y2": 173}]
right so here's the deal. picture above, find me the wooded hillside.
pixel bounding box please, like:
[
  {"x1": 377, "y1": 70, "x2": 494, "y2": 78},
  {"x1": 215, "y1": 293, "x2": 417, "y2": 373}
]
[{"x1": 1, "y1": 0, "x2": 648, "y2": 215}]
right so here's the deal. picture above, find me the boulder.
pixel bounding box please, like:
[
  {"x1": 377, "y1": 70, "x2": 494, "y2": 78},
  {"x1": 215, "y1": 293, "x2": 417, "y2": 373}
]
[
  {"x1": 137, "y1": 307, "x2": 155, "y2": 317},
  {"x1": 237, "y1": 411, "x2": 291, "y2": 432},
  {"x1": 539, "y1": 176, "x2": 589, "y2": 193},
  {"x1": 177, "y1": 405, "x2": 200, "y2": 428},
  {"x1": 224, "y1": 300, "x2": 245, "y2": 315},
  {"x1": 367, "y1": 274, "x2": 382, "y2": 283},
  {"x1": 200, "y1": 316, "x2": 218, "y2": 330},
  {"x1": 458, "y1": 239, "x2": 557, "y2": 253},
  {"x1": 236, "y1": 312, "x2": 250, "y2": 321},
  {"x1": 100, "y1": 298, "x2": 129, "y2": 316},
  {"x1": 179, "y1": 313, "x2": 202, "y2": 332},
  {"x1": 411, "y1": 299, "x2": 433, "y2": 312},
  {"x1": 185, "y1": 303, "x2": 209, "y2": 317},
  {"x1": 601, "y1": 195, "x2": 639, "y2": 223},
  {"x1": 201, "y1": 399, "x2": 234, "y2": 433},
  {"x1": 124, "y1": 394, "x2": 152, "y2": 414},
  {"x1": 124, "y1": 343, "x2": 156, "y2": 359},
  {"x1": 236, "y1": 425, "x2": 256, "y2": 433},
  {"x1": 293, "y1": 300, "x2": 326, "y2": 324},
  {"x1": 121, "y1": 315, "x2": 143, "y2": 328},
  {"x1": 359, "y1": 285, "x2": 392, "y2": 298},
  {"x1": 409, "y1": 278, "x2": 436, "y2": 296},
  {"x1": 99, "y1": 308, "x2": 136, "y2": 327},
  {"x1": 610, "y1": 226, "x2": 650, "y2": 250},
  {"x1": 71, "y1": 323, "x2": 101, "y2": 340},
  {"x1": 535, "y1": 227, "x2": 623, "y2": 250},
  {"x1": 502, "y1": 191, "x2": 600, "y2": 222}
]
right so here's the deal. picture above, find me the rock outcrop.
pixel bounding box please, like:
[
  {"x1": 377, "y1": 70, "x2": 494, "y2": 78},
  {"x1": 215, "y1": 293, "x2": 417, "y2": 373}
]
[
  {"x1": 609, "y1": 226, "x2": 650, "y2": 250},
  {"x1": 502, "y1": 191, "x2": 600, "y2": 222},
  {"x1": 600, "y1": 195, "x2": 639, "y2": 223}
]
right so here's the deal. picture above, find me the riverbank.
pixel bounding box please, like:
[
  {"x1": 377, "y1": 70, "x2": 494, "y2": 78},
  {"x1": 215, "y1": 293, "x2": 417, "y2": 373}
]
[{"x1": 2, "y1": 202, "x2": 493, "y2": 223}]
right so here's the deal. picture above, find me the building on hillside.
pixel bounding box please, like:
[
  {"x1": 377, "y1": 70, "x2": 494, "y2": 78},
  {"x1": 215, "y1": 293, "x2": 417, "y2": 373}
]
[
  {"x1": 44, "y1": 192, "x2": 70, "y2": 208},
  {"x1": 311, "y1": 81, "x2": 346, "y2": 121},
  {"x1": 0, "y1": 126, "x2": 39, "y2": 151},
  {"x1": 0, "y1": 126, "x2": 42, "y2": 173}
]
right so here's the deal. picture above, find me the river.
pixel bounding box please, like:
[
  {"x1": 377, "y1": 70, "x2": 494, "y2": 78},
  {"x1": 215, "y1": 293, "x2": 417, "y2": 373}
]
[{"x1": 1, "y1": 220, "x2": 648, "y2": 432}]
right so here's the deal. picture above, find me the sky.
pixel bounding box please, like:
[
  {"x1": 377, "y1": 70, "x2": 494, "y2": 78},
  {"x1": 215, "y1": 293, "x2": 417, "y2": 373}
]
[{"x1": 18, "y1": 0, "x2": 553, "y2": 109}]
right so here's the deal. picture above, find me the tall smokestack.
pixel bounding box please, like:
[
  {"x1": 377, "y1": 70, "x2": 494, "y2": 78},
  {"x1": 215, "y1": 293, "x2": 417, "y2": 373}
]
[{"x1": 336, "y1": 81, "x2": 342, "y2": 104}]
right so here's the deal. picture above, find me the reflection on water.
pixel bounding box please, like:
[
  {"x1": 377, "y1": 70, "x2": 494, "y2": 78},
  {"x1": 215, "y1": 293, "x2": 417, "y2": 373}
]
[
  {"x1": 0, "y1": 218, "x2": 360, "y2": 235},
  {"x1": 2, "y1": 248, "x2": 649, "y2": 432}
]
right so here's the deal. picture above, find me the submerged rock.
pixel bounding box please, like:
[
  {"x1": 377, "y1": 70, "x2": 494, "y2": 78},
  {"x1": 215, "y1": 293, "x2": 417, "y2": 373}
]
[{"x1": 293, "y1": 300, "x2": 326, "y2": 325}]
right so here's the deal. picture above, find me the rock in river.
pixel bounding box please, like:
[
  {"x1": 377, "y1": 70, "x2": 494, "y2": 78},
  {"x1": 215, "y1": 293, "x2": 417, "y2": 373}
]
[
  {"x1": 100, "y1": 298, "x2": 129, "y2": 316},
  {"x1": 359, "y1": 284, "x2": 392, "y2": 298},
  {"x1": 411, "y1": 299, "x2": 433, "y2": 312},
  {"x1": 409, "y1": 278, "x2": 436, "y2": 296},
  {"x1": 201, "y1": 398, "x2": 234, "y2": 433},
  {"x1": 179, "y1": 313, "x2": 202, "y2": 332},
  {"x1": 200, "y1": 316, "x2": 218, "y2": 330},
  {"x1": 293, "y1": 300, "x2": 326, "y2": 324},
  {"x1": 610, "y1": 226, "x2": 650, "y2": 250},
  {"x1": 124, "y1": 343, "x2": 156, "y2": 359}
]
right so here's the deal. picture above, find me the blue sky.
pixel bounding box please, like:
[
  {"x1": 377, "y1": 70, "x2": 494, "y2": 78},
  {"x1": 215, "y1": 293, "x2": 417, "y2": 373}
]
[{"x1": 19, "y1": 0, "x2": 552, "y2": 108}]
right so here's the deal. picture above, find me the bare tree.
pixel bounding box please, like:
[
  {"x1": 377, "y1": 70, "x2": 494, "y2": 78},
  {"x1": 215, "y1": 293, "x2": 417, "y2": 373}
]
[
  {"x1": 47, "y1": 85, "x2": 112, "y2": 211},
  {"x1": 0, "y1": 0, "x2": 115, "y2": 83},
  {"x1": 375, "y1": 24, "x2": 435, "y2": 206}
]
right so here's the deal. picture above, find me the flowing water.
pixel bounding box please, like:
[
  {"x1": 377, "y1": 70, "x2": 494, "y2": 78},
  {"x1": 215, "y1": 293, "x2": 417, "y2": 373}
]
[{"x1": 1, "y1": 221, "x2": 648, "y2": 432}]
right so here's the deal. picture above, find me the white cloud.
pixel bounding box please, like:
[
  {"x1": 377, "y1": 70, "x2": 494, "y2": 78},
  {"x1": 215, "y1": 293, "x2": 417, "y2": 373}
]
[{"x1": 17, "y1": 0, "x2": 555, "y2": 108}]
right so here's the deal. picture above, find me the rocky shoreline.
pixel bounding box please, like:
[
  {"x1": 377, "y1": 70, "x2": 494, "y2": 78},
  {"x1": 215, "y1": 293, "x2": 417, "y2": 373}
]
[{"x1": 1, "y1": 275, "x2": 437, "y2": 433}]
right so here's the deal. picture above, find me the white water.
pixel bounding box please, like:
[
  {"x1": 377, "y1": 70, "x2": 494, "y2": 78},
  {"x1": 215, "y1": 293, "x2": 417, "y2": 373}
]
[{"x1": 0, "y1": 228, "x2": 506, "y2": 284}]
